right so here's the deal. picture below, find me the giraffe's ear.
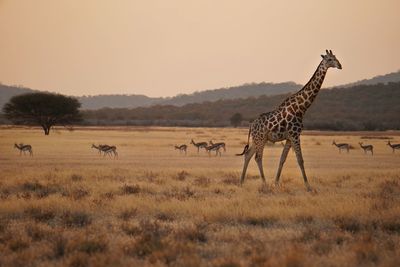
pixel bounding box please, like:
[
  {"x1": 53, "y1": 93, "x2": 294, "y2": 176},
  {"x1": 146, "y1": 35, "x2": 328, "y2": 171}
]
[{"x1": 321, "y1": 55, "x2": 325, "y2": 59}]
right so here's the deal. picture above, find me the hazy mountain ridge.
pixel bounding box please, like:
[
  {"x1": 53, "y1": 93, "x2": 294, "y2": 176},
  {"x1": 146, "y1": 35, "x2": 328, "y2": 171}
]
[
  {"x1": 1, "y1": 70, "x2": 399, "y2": 110},
  {"x1": 0, "y1": 82, "x2": 301, "y2": 110},
  {"x1": 82, "y1": 81, "x2": 400, "y2": 130},
  {"x1": 79, "y1": 94, "x2": 162, "y2": 109},
  {"x1": 338, "y1": 70, "x2": 400, "y2": 88},
  {"x1": 157, "y1": 82, "x2": 301, "y2": 107},
  {"x1": 0, "y1": 84, "x2": 38, "y2": 109}
]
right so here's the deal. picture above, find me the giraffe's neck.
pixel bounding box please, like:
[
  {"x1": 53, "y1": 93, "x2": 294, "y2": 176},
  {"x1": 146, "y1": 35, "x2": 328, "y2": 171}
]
[{"x1": 282, "y1": 61, "x2": 328, "y2": 117}]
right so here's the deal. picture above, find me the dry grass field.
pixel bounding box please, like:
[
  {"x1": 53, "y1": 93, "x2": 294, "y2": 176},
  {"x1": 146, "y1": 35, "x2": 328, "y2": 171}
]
[{"x1": 0, "y1": 126, "x2": 399, "y2": 267}]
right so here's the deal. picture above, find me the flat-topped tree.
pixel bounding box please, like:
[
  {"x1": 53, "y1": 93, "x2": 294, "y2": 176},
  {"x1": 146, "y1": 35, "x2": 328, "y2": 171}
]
[{"x1": 3, "y1": 92, "x2": 82, "y2": 135}]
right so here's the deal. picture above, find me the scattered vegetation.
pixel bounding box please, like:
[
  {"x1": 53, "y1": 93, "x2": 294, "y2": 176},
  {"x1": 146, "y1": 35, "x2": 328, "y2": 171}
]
[{"x1": 0, "y1": 128, "x2": 399, "y2": 266}]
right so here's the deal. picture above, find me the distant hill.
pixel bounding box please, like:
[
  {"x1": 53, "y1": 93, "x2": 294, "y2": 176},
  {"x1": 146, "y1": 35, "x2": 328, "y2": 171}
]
[
  {"x1": 79, "y1": 94, "x2": 162, "y2": 109},
  {"x1": 82, "y1": 82, "x2": 400, "y2": 131},
  {"x1": 79, "y1": 82, "x2": 301, "y2": 109},
  {"x1": 157, "y1": 82, "x2": 301, "y2": 107},
  {"x1": 0, "y1": 82, "x2": 301, "y2": 110},
  {"x1": 1, "y1": 70, "x2": 400, "y2": 110},
  {"x1": 339, "y1": 70, "x2": 400, "y2": 87},
  {"x1": 0, "y1": 84, "x2": 36, "y2": 109}
]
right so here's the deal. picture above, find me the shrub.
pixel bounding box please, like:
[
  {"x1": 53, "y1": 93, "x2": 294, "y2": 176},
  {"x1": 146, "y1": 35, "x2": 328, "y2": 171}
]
[
  {"x1": 62, "y1": 211, "x2": 91, "y2": 228},
  {"x1": 9, "y1": 238, "x2": 29, "y2": 252},
  {"x1": 155, "y1": 212, "x2": 174, "y2": 222},
  {"x1": 334, "y1": 217, "x2": 361, "y2": 233},
  {"x1": 119, "y1": 208, "x2": 137, "y2": 221},
  {"x1": 25, "y1": 207, "x2": 55, "y2": 223},
  {"x1": 243, "y1": 216, "x2": 277, "y2": 228},
  {"x1": 51, "y1": 235, "x2": 67, "y2": 259},
  {"x1": 26, "y1": 224, "x2": 50, "y2": 242},
  {"x1": 121, "y1": 184, "x2": 140, "y2": 195},
  {"x1": 174, "y1": 171, "x2": 189, "y2": 181},
  {"x1": 71, "y1": 174, "x2": 83, "y2": 182},
  {"x1": 194, "y1": 176, "x2": 211, "y2": 187},
  {"x1": 76, "y1": 238, "x2": 107, "y2": 254}
]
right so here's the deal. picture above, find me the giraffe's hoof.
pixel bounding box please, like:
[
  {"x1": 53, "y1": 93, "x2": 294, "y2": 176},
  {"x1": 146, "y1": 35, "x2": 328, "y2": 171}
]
[
  {"x1": 306, "y1": 186, "x2": 318, "y2": 194},
  {"x1": 305, "y1": 185, "x2": 313, "y2": 192}
]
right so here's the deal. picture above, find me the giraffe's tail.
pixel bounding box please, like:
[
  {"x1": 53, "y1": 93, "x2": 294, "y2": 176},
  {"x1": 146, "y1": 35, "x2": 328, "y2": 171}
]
[
  {"x1": 236, "y1": 144, "x2": 249, "y2": 156},
  {"x1": 236, "y1": 126, "x2": 251, "y2": 156}
]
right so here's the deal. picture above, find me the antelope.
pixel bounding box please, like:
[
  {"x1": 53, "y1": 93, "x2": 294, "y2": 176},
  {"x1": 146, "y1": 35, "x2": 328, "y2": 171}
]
[
  {"x1": 175, "y1": 144, "x2": 187, "y2": 155},
  {"x1": 387, "y1": 141, "x2": 400, "y2": 153},
  {"x1": 14, "y1": 143, "x2": 33, "y2": 156},
  {"x1": 332, "y1": 140, "x2": 350, "y2": 153},
  {"x1": 205, "y1": 143, "x2": 222, "y2": 157},
  {"x1": 102, "y1": 145, "x2": 118, "y2": 158},
  {"x1": 92, "y1": 144, "x2": 118, "y2": 158},
  {"x1": 209, "y1": 140, "x2": 226, "y2": 152},
  {"x1": 359, "y1": 142, "x2": 373, "y2": 155},
  {"x1": 92, "y1": 144, "x2": 104, "y2": 154},
  {"x1": 190, "y1": 139, "x2": 208, "y2": 153}
]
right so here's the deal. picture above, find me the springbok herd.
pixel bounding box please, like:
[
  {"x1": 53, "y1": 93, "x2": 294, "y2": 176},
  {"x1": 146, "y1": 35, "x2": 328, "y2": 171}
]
[
  {"x1": 174, "y1": 139, "x2": 227, "y2": 156},
  {"x1": 12, "y1": 139, "x2": 400, "y2": 158},
  {"x1": 332, "y1": 140, "x2": 400, "y2": 155}
]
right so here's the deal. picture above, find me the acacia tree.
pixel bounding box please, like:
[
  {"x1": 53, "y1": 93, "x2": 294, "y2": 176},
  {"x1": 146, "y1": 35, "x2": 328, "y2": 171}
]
[
  {"x1": 3, "y1": 92, "x2": 82, "y2": 135},
  {"x1": 230, "y1": 112, "x2": 243, "y2": 128}
]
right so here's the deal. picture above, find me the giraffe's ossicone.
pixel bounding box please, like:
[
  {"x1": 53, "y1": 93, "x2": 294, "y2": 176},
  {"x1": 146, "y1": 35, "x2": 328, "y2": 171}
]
[{"x1": 237, "y1": 50, "x2": 342, "y2": 191}]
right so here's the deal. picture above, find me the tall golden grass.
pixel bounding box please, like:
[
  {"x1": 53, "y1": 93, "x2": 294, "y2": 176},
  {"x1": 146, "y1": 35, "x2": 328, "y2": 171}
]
[{"x1": 0, "y1": 127, "x2": 399, "y2": 267}]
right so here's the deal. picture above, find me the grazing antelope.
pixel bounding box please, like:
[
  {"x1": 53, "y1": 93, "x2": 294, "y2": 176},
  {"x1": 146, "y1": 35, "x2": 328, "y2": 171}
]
[
  {"x1": 209, "y1": 140, "x2": 226, "y2": 152},
  {"x1": 359, "y1": 142, "x2": 373, "y2": 155},
  {"x1": 237, "y1": 50, "x2": 342, "y2": 191},
  {"x1": 387, "y1": 141, "x2": 400, "y2": 153},
  {"x1": 102, "y1": 145, "x2": 118, "y2": 158},
  {"x1": 175, "y1": 144, "x2": 187, "y2": 155},
  {"x1": 14, "y1": 143, "x2": 33, "y2": 156},
  {"x1": 92, "y1": 144, "x2": 104, "y2": 154},
  {"x1": 205, "y1": 143, "x2": 222, "y2": 157},
  {"x1": 332, "y1": 141, "x2": 350, "y2": 153},
  {"x1": 190, "y1": 139, "x2": 208, "y2": 153},
  {"x1": 92, "y1": 144, "x2": 118, "y2": 158}
]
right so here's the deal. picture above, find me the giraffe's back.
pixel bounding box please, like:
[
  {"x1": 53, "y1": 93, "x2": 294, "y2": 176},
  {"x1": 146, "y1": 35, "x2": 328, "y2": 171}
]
[{"x1": 250, "y1": 109, "x2": 304, "y2": 143}]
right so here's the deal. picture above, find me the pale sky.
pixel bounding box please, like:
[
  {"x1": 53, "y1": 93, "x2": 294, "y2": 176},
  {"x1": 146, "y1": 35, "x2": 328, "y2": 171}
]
[{"x1": 0, "y1": 0, "x2": 399, "y2": 97}]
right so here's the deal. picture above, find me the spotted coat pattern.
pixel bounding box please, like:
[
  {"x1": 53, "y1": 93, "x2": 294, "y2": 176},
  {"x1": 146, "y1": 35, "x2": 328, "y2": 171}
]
[{"x1": 238, "y1": 50, "x2": 342, "y2": 191}]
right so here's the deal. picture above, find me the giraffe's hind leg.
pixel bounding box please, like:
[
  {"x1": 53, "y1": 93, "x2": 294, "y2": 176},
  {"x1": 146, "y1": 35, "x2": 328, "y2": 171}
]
[
  {"x1": 255, "y1": 148, "x2": 266, "y2": 184},
  {"x1": 239, "y1": 145, "x2": 256, "y2": 185},
  {"x1": 275, "y1": 140, "x2": 291, "y2": 186}
]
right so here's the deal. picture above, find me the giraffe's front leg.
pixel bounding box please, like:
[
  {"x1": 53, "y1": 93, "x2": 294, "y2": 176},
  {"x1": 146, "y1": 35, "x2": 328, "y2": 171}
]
[
  {"x1": 275, "y1": 140, "x2": 291, "y2": 186},
  {"x1": 290, "y1": 136, "x2": 312, "y2": 192}
]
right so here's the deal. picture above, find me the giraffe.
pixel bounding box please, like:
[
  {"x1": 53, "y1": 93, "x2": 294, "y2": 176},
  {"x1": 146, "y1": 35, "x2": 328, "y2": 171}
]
[{"x1": 237, "y1": 50, "x2": 342, "y2": 191}]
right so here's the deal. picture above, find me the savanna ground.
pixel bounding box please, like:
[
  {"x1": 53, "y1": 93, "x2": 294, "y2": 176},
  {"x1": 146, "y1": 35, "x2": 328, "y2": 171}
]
[{"x1": 0, "y1": 126, "x2": 399, "y2": 267}]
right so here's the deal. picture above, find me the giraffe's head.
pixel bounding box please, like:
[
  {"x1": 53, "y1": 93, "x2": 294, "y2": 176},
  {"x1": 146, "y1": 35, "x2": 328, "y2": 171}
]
[{"x1": 321, "y1": 50, "x2": 342, "y2": 69}]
